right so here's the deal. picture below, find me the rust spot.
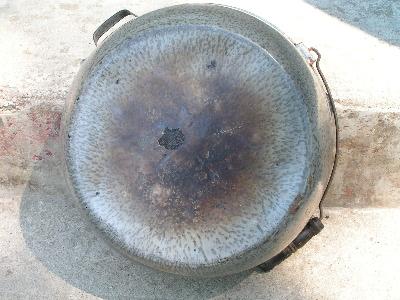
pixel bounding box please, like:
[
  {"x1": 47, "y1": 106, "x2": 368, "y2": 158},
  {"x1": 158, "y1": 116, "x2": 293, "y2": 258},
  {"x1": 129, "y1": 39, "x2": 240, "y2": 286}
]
[
  {"x1": 44, "y1": 149, "x2": 53, "y2": 156},
  {"x1": 289, "y1": 194, "x2": 303, "y2": 214}
]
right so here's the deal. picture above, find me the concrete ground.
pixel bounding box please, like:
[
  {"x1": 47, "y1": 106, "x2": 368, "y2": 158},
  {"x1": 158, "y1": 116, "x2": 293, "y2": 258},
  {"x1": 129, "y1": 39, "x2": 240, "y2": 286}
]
[{"x1": 0, "y1": 0, "x2": 399, "y2": 299}]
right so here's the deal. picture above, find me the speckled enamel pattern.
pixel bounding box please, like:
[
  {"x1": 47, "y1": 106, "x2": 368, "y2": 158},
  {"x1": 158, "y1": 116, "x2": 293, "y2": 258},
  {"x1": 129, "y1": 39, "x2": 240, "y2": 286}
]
[{"x1": 63, "y1": 4, "x2": 336, "y2": 277}]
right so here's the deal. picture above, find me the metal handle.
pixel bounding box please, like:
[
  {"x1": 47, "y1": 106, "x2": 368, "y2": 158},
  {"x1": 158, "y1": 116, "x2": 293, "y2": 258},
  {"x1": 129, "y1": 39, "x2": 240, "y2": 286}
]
[
  {"x1": 93, "y1": 9, "x2": 137, "y2": 46},
  {"x1": 258, "y1": 217, "x2": 324, "y2": 272},
  {"x1": 294, "y1": 44, "x2": 338, "y2": 219},
  {"x1": 308, "y1": 47, "x2": 339, "y2": 220}
]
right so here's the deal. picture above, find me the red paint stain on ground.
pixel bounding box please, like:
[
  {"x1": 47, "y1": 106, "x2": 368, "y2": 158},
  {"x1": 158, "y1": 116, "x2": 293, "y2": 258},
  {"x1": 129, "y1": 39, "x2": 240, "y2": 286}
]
[
  {"x1": 0, "y1": 117, "x2": 19, "y2": 156},
  {"x1": 0, "y1": 106, "x2": 62, "y2": 157},
  {"x1": 28, "y1": 107, "x2": 62, "y2": 143},
  {"x1": 32, "y1": 154, "x2": 43, "y2": 161},
  {"x1": 344, "y1": 187, "x2": 353, "y2": 198}
]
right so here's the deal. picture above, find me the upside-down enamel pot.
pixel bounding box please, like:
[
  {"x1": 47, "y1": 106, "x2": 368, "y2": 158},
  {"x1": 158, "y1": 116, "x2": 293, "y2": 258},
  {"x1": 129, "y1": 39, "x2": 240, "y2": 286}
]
[{"x1": 62, "y1": 4, "x2": 337, "y2": 277}]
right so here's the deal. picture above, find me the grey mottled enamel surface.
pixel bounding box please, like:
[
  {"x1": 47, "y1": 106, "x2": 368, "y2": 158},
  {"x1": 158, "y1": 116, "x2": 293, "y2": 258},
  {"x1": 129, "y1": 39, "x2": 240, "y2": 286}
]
[{"x1": 63, "y1": 4, "x2": 336, "y2": 277}]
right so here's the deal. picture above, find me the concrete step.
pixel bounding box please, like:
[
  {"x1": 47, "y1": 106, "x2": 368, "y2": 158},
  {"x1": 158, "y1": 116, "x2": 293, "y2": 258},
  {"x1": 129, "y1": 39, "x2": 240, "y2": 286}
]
[
  {"x1": 1, "y1": 183, "x2": 398, "y2": 299},
  {"x1": 1, "y1": 0, "x2": 400, "y2": 208},
  {"x1": 1, "y1": 100, "x2": 399, "y2": 208}
]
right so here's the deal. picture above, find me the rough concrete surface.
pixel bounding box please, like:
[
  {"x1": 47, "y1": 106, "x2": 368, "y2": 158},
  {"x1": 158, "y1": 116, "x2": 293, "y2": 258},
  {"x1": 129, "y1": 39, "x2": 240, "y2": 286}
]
[
  {"x1": 1, "y1": 0, "x2": 400, "y2": 299},
  {"x1": 1, "y1": 185, "x2": 399, "y2": 299}
]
